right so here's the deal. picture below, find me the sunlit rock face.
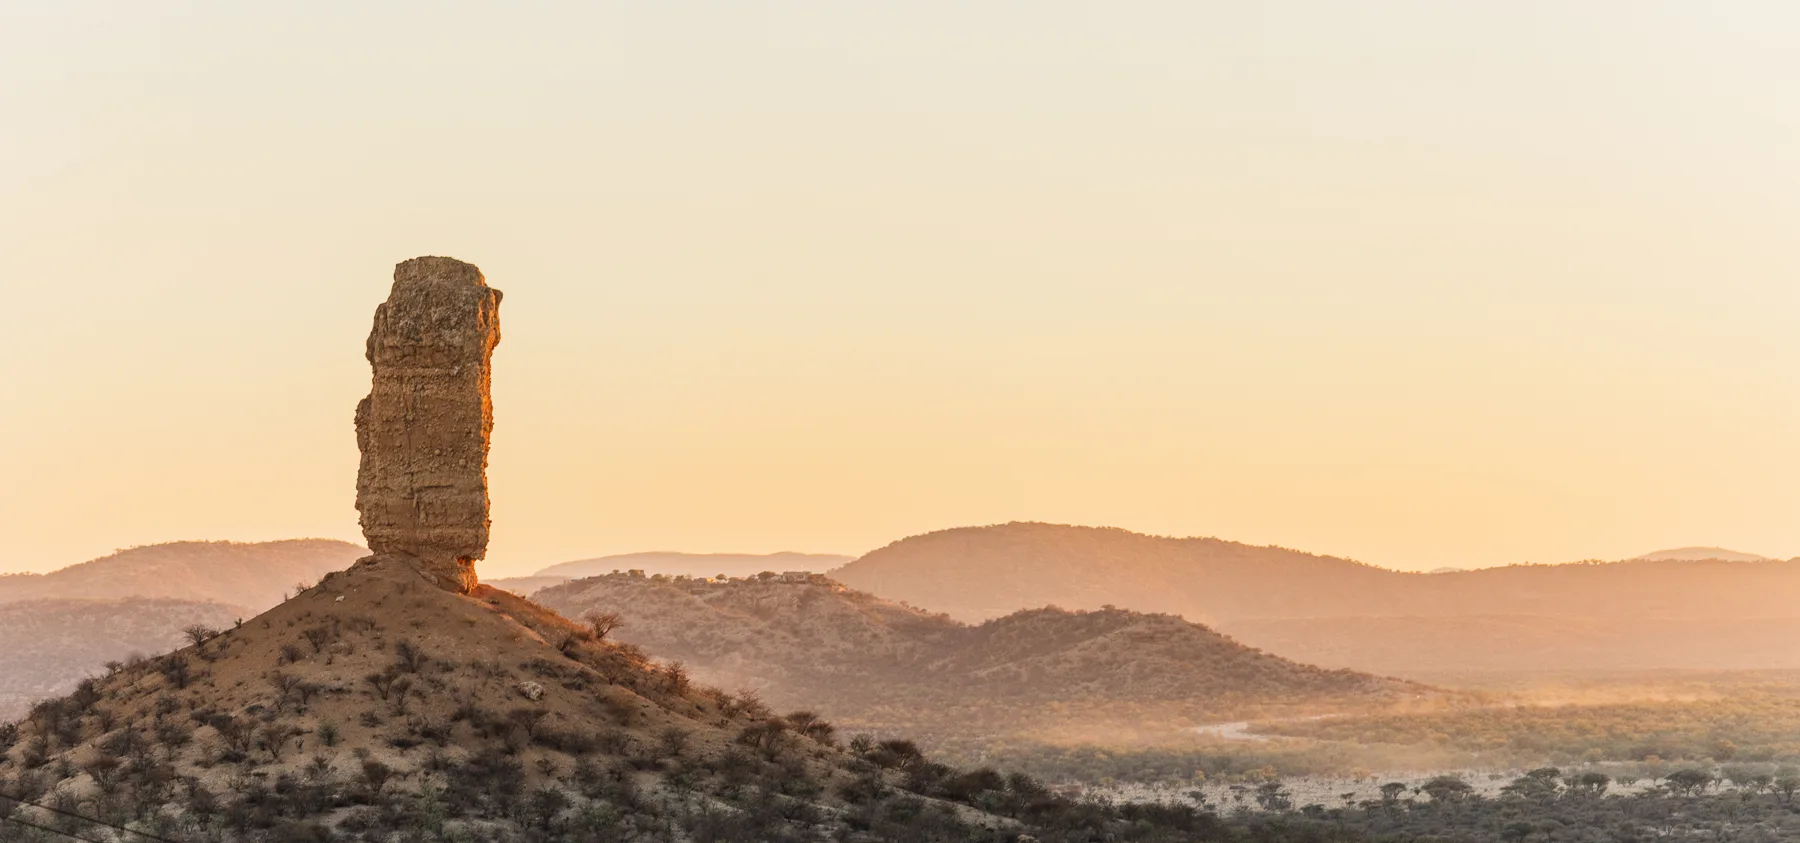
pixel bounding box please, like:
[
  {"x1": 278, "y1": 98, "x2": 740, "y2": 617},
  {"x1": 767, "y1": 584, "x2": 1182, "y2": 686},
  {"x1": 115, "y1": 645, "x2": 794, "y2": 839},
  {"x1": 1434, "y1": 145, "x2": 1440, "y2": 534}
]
[{"x1": 354, "y1": 256, "x2": 503, "y2": 593}]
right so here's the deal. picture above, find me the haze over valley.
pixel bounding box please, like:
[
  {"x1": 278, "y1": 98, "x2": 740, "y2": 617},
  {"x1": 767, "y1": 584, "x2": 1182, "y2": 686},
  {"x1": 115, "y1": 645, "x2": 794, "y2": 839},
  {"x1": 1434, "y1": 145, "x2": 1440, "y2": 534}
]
[
  {"x1": 13, "y1": 527, "x2": 1797, "y2": 762},
  {"x1": 11, "y1": 474, "x2": 1800, "y2": 839},
  {"x1": 9, "y1": 2, "x2": 1800, "y2": 840}
]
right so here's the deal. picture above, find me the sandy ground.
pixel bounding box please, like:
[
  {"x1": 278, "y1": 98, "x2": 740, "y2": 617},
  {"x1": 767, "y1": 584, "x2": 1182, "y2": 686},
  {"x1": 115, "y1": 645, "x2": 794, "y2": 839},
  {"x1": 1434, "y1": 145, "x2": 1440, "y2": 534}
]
[
  {"x1": 1186, "y1": 715, "x2": 1338, "y2": 742},
  {"x1": 1094, "y1": 770, "x2": 1669, "y2": 811},
  {"x1": 1185, "y1": 721, "x2": 1269, "y2": 741},
  {"x1": 1089, "y1": 718, "x2": 1684, "y2": 809}
]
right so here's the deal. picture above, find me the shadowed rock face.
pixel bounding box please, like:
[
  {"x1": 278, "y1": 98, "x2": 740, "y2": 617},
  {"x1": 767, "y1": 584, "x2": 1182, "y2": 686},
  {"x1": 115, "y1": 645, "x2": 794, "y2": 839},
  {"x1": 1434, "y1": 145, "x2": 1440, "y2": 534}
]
[{"x1": 354, "y1": 256, "x2": 502, "y2": 593}]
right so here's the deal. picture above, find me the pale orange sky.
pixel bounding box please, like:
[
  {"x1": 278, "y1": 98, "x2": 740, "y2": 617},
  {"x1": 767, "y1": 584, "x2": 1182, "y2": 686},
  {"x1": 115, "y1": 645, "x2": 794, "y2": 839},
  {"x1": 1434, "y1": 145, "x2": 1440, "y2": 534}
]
[{"x1": 4, "y1": 2, "x2": 1800, "y2": 577}]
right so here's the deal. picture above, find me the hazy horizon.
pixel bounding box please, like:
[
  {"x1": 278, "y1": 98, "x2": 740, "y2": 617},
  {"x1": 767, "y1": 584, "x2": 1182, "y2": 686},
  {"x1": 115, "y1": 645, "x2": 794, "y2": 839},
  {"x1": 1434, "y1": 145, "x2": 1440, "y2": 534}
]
[
  {"x1": 7, "y1": 2, "x2": 1800, "y2": 577},
  {"x1": 4, "y1": 528, "x2": 1782, "y2": 581}
]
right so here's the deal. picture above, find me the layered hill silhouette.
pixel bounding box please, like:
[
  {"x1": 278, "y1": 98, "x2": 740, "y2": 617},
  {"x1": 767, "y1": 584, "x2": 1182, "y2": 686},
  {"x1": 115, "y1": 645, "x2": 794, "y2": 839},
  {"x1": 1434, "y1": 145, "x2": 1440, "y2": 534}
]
[
  {"x1": 831, "y1": 523, "x2": 1800, "y2": 674},
  {"x1": 531, "y1": 571, "x2": 1425, "y2": 745},
  {"x1": 0, "y1": 539, "x2": 365, "y2": 609},
  {"x1": 0, "y1": 555, "x2": 1242, "y2": 842},
  {"x1": 0, "y1": 541, "x2": 367, "y2": 721},
  {"x1": 0, "y1": 599, "x2": 239, "y2": 721}
]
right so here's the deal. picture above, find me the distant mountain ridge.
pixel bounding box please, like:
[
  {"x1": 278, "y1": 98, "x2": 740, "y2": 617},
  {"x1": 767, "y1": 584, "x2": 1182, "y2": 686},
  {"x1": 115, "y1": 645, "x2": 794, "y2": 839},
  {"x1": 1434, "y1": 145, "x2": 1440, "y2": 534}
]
[
  {"x1": 0, "y1": 539, "x2": 365, "y2": 718},
  {"x1": 1634, "y1": 546, "x2": 1775, "y2": 563},
  {"x1": 0, "y1": 539, "x2": 365, "y2": 610},
  {"x1": 832, "y1": 523, "x2": 1800, "y2": 624},
  {"x1": 830, "y1": 523, "x2": 1800, "y2": 674}
]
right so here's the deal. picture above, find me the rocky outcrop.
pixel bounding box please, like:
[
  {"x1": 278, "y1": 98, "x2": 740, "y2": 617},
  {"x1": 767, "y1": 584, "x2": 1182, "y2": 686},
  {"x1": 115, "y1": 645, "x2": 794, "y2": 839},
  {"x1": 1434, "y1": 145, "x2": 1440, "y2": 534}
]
[{"x1": 354, "y1": 256, "x2": 503, "y2": 593}]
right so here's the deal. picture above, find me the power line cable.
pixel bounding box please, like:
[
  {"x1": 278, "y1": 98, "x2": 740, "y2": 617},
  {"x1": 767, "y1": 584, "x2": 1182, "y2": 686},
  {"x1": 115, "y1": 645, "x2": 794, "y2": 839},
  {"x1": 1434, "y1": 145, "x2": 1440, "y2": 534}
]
[
  {"x1": 0, "y1": 793, "x2": 183, "y2": 843},
  {"x1": 0, "y1": 811, "x2": 106, "y2": 843}
]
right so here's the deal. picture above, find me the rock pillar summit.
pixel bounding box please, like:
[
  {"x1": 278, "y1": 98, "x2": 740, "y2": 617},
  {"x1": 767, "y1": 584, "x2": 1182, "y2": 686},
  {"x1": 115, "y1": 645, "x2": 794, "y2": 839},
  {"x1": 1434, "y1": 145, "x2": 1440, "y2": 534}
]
[{"x1": 354, "y1": 256, "x2": 503, "y2": 593}]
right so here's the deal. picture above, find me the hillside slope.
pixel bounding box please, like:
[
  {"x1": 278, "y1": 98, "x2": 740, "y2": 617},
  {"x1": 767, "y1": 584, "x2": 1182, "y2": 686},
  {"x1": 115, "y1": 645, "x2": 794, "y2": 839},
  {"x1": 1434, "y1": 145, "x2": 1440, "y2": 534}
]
[
  {"x1": 534, "y1": 573, "x2": 957, "y2": 693},
  {"x1": 532, "y1": 572, "x2": 1425, "y2": 744},
  {"x1": 0, "y1": 539, "x2": 365, "y2": 610},
  {"x1": 484, "y1": 575, "x2": 573, "y2": 596},
  {"x1": 536, "y1": 551, "x2": 854, "y2": 580}
]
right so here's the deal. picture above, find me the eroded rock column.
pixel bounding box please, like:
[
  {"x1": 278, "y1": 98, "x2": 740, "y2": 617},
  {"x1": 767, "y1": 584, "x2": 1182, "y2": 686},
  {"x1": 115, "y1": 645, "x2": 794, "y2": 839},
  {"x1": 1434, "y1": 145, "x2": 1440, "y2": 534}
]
[{"x1": 354, "y1": 256, "x2": 503, "y2": 593}]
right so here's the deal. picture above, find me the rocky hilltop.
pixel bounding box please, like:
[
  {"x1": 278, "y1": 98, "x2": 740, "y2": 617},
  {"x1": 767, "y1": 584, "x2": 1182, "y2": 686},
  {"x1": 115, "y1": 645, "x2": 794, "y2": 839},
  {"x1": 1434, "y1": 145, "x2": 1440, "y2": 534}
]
[{"x1": 3, "y1": 553, "x2": 957, "y2": 840}]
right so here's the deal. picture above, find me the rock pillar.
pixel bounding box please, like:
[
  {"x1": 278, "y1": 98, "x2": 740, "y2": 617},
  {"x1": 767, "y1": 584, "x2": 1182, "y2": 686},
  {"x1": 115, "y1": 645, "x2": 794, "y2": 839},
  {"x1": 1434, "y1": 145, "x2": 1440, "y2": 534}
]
[{"x1": 354, "y1": 256, "x2": 502, "y2": 593}]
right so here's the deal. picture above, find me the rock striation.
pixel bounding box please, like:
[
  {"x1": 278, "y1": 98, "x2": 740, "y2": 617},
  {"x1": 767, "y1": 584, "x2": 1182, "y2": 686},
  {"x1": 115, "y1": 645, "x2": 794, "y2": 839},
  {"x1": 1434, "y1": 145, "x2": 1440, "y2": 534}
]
[{"x1": 354, "y1": 256, "x2": 502, "y2": 593}]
